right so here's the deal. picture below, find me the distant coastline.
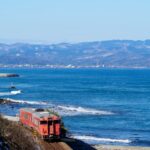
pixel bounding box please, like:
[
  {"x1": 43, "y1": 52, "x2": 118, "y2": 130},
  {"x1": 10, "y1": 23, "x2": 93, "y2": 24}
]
[
  {"x1": 1, "y1": 40, "x2": 150, "y2": 69},
  {"x1": 0, "y1": 64, "x2": 149, "y2": 69}
]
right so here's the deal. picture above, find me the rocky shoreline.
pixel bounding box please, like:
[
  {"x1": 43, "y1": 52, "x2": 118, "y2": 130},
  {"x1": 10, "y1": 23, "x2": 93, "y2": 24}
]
[
  {"x1": 0, "y1": 98, "x2": 19, "y2": 104},
  {"x1": 0, "y1": 115, "x2": 95, "y2": 150},
  {"x1": 1, "y1": 99, "x2": 150, "y2": 150}
]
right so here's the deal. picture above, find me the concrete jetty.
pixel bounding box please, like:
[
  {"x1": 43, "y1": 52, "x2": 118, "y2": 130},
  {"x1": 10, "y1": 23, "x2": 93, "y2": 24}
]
[{"x1": 0, "y1": 73, "x2": 19, "y2": 78}]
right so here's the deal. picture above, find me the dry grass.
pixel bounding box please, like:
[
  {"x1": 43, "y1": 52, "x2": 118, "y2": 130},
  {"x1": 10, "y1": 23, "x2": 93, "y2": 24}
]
[{"x1": 0, "y1": 115, "x2": 42, "y2": 150}]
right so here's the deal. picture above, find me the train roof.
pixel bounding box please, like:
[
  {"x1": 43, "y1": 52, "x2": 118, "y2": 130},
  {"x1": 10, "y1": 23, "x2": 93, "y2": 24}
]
[{"x1": 20, "y1": 108, "x2": 59, "y2": 119}]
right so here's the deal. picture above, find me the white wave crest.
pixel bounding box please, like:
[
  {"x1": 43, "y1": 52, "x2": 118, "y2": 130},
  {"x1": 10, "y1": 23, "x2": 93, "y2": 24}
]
[
  {"x1": 73, "y1": 135, "x2": 131, "y2": 144},
  {"x1": 0, "y1": 90, "x2": 21, "y2": 96},
  {"x1": 0, "y1": 97, "x2": 114, "y2": 116},
  {"x1": 54, "y1": 105, "x2": 114, "y2": 116},
  {"x1": 10, "y1": 90, "x2": 21, "y2": 95},
  {"x1": 6, "y1": 98, "x2": 47, "y2": 105}
]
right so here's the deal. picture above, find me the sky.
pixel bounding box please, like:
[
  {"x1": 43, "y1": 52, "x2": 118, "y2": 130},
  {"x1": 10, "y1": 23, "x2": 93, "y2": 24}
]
[{"x1": 0, "y1": 0, "x2": 150, "y2": 43}]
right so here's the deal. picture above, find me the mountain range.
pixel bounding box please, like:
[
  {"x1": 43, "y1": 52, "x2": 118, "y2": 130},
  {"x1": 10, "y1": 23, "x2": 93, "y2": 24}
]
[{"x1": 0, "y1": 40, "x2": 150, "y2": 68}]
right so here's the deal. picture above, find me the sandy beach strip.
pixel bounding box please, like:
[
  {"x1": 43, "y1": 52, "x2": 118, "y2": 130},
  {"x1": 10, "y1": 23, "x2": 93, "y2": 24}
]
[{"x1": 94, "y1": 145, "x2": 150, "y2": 150}]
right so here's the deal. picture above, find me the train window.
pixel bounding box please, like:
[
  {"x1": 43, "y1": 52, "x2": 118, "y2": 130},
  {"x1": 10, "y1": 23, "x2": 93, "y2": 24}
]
[
  {"x1": 54, "y1": 120, "x2": 60, "y2": 124},
  {"x1": 24, "y1": 114, "x2": 28, "y2": 119},
  {"x1": 35, "y1": 120, "x2": 39, "y2": 126},
  {"x1": 48, "y1": 121, "x2": 52, "y2": 125},
  {"x1": 40, "y1": 121, "x2": 47, "y2": 124}
]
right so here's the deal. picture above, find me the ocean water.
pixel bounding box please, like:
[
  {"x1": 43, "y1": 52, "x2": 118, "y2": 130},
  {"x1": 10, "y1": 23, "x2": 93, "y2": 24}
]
[{"x1": 0, "y1": 68, "x2": 150, "y2": 146}]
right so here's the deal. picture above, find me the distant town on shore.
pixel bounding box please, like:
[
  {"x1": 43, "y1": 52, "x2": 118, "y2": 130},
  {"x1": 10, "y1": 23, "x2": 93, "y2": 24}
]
[{"x1": 0, "y1": 40, "x2": 150, "y2": 69}]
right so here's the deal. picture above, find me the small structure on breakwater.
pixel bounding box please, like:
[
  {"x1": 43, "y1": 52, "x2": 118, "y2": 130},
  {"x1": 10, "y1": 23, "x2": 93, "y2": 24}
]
[{"x1": 0, "y1": 73, "x2": 19, "y2": 78}]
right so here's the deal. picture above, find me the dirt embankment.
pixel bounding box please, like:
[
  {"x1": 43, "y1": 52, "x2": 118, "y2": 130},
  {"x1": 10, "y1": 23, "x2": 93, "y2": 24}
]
[
  {"x1": 0, "y1": 115, "x2": 41, "y2": 150},
  {"x1": 0, "y1": 115, "x2": 95, "y2": 150}
]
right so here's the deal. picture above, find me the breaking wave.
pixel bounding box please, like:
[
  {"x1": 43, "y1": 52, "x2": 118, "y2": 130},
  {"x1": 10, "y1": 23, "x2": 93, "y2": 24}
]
[
  {"x1": 53, "y1": 105, "x2": 114, "y2": 116},
  {"x1": 10, "y1": 90, "x2": 21, "y2": 95},
  {"x1": 0, "y1": 90, "x2": 21, "y2": 96},
  {"x1": 1, "y1": 98, "x2": 114, "y2": 116},
  {"x1": 72, "y1": 135, "x2": 131, "y2": 144},
  {"x1": 5, "y1": 98, "x2": 48, "y2": 105}
]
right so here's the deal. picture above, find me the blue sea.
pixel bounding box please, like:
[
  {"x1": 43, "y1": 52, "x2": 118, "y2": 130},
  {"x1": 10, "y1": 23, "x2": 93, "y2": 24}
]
[{"x1": 0, "y1": 68, "x2": 150, "y2": 146}]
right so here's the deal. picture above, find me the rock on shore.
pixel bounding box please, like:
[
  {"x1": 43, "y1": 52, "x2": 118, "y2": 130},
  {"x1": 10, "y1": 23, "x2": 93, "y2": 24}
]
[{"x1": 0, "y1": 98, "x2": 19, "y2": 104}]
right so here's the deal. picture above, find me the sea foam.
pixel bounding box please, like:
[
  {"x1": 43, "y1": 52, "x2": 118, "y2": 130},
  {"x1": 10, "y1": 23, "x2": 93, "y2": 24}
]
[
  {"x1": 72, "y1": 135, "x2": 131, "y2": 144},
  {"x1": 0, "y1": 90, "x2": 21, "y2": 96},
  {"x1": 1, "y1": 98, "x2": 114, "y2": 116},
  {"x1": 5, "y1": 98, "x2": 47, "y2": 105},
  {"x1": 54, "y1": 105, "x2": 114, "y2": 116}
]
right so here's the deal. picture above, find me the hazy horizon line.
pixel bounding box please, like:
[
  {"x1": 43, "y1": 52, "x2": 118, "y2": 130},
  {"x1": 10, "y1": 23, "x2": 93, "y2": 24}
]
[{"x1": 0, "y1": 38, "x2": 150, "y2": 45}]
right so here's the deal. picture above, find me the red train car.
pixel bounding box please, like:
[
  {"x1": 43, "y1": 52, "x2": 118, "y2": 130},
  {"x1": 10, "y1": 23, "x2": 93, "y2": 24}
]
[{"x1": 19, "y1": 108, "x2": 61, "y2": 139}]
